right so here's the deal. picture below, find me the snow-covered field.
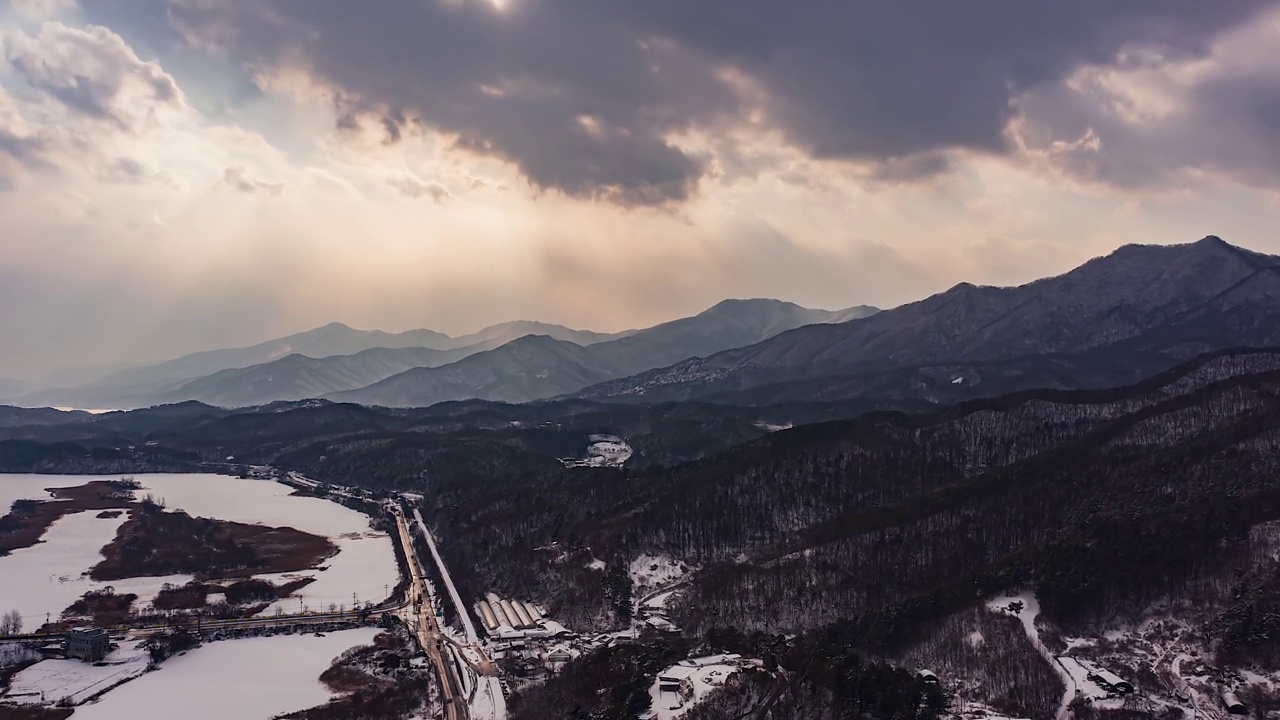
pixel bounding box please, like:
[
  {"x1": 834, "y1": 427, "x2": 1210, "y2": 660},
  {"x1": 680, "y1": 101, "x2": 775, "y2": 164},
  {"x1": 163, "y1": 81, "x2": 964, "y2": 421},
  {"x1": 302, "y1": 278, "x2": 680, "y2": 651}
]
[
  {"x1": 0, "y1": 510, "x2": 189, "y2": 621},
  {"x1": 71, "y1": 629, "x2": 380, "y2": 719},
  {"x1": 6, "y1": 640, "x2": 151, "y2": 706},
  {"x1": 0, "y1": 473, "x2": 399, "y2": 618},
  {"x1": 0, "y1": 476, "x2": 70, "y2": 517},
  {"x1": 472, "y1": 675, "x2": 508, "y2": 720}
]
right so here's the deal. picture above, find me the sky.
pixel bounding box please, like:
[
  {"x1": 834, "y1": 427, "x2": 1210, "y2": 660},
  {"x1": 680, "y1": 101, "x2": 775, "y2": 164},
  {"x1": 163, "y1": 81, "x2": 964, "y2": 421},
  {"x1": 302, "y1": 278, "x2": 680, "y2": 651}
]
[{"x1": 2, "y1": 0, "x2": 1280, "y2": 380}]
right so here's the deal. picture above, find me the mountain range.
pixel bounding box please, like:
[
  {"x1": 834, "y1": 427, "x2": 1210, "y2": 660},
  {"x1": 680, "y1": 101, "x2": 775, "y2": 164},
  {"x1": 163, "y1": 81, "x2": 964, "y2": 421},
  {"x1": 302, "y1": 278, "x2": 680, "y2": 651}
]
[
  {"x1": 9, "y1": 235, "x2": 1280, "y2": 417},
  {"x1": 7, "y1": 299, "x2": 875, "y2": 410},
  {"x1": 332, "y1": 299, "x2": 877, "y2": 407},
  {"x1": 580, "y1": 235, "x2": 1280, "y2": 404}
]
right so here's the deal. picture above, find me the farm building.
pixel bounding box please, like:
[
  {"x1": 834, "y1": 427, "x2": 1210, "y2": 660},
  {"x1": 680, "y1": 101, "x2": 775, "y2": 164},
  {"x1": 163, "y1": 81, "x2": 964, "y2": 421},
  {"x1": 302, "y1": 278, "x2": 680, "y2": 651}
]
[
  {"x1": 66, "y1": 627, "x2": 110, "y2": 662},
  {"x1": 658, "y1": 665, "x2": 698, "y2": 693},
  {"x1": 1223, "y1": 691, "x2": 1247, "y2": 715},
  {"x1": 1088, "y1": 668, "x2": 1134, "y2": 695},
  {"x1": 917, "y1": 669, "x2": 939, "y2": 684},
  {"x1": 546, "y1": 646, "x2": 576, "y2": 672},
  {"x1": 510, "y1": 601, "x2": 534, "y2": 627},
  {"x1": 476, "y1": 602, "x2": 498, "y2": 630},
  {"x1": 678, "y1": 653, "x2": 742, "y2": 668},
  {"x1": 489, "y1": 601, "x2": 513, "y2": 628}
]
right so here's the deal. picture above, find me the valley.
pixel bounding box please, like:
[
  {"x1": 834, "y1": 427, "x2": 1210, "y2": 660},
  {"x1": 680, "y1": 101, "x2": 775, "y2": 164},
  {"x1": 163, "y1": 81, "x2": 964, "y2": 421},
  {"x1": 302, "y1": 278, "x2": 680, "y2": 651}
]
[{"x1": 6, "y1": 238, "x2": 1280, "y2": 718}]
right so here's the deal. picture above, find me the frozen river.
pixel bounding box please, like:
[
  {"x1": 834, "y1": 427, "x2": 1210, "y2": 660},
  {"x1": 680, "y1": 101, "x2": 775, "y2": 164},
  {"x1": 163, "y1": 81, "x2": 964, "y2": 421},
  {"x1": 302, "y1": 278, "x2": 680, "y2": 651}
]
[
  {"x1": 0, "y1": 473, "x2": 399, "y2": 621},
  {"x1": 72, "y1": 628, "x2": 381, "y2": 719}
]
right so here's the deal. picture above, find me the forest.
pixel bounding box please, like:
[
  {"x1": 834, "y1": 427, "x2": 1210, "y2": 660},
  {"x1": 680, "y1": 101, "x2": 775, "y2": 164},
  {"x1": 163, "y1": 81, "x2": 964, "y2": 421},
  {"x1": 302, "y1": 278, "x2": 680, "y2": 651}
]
[{"x1": 8, "y1": 349, "x2": 1280, "y2": 716}]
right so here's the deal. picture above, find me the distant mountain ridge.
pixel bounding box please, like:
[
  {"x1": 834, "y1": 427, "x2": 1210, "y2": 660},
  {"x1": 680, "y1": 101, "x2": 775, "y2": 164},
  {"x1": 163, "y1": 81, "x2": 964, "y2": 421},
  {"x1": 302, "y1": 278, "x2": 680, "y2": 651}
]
[
  {"x1": 13, "y1": 299, "x2": 876, "y2": 409},
  {"x1": 580, "y1": 236, "x2": 1280, "y2": 403},
  {"x1": 331, "y1": 299, "x2": 878, "y2": 407}
]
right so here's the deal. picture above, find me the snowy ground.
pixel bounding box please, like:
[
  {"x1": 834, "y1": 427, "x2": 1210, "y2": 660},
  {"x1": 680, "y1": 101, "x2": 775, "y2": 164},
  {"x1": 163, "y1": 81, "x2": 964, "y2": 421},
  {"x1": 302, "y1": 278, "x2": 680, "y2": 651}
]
[
  {"x1": 472, "y1": 676, "x2": 508, "y2": 720},
  {"x1": 0, "y1": 475, "x2": 70, "y2": 517},
  {"x1": 643, "y1": 590, "x2": 676, "y2": 612},
  {"x1": 643, "y1": 657, "x2": 751, "y2": 720},
  {"x1": 0, "y1": 510, "x2": 189, "y2": 622},
  {"x1": 560, "y1": 435, "x2": 633, "y2": 468},
  {"x1": 631, "y1": 555, "x2": 693, "y2": 635},
  {"x1": 1054, "y1": 656, "x2": 1109, "y2": 701},
  {"x1": 986, "y1": 592, "x2": 1075, "y2": 720},
  {"x1": 0, "y1": 474, "x2": 399, "y2": 618},
  {"x1": 71, "y1": 628, "x2": 380, "y2": 719},
  {"x1": 6, "y1": 640, "x2": 151, "y2": 706},
  {"x1": 630, "y1": 555, "x2": 692, "y2": 596}
]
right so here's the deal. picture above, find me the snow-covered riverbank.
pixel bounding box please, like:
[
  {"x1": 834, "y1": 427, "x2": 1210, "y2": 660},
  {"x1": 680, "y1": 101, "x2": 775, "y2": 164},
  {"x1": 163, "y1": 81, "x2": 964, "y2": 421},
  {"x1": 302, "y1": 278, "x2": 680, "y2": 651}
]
[
  {"x1": 0, "y1": 473, "x2": 399, "y2": 619},
  {"x1": 72, "y1": 628, "x2": 380, "y2": 719}
]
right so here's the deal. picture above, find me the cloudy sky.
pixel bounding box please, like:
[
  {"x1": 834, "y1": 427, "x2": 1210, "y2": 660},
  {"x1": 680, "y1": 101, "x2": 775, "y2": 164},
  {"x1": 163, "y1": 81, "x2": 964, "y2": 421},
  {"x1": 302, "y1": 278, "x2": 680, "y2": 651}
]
[{"x1": 3, "y1": 0, "x2": 1280, "y2": 379}]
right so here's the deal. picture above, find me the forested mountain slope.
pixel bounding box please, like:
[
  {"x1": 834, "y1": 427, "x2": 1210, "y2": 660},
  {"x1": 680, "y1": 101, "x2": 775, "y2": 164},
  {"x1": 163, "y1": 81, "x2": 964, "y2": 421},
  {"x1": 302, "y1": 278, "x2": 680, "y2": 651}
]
[
  {"x1": 163, "y1": 345, "x2": 487, "y2": 407},
  {"x1": 581, "y1": 236, "x2": 1280, "y2": 403},
  {"x1": 426, "y1": 350, "x2": 1280, "y2": 646},
  {"x1": 333, "y1": 300, "x2": 878, "y2": 408}
]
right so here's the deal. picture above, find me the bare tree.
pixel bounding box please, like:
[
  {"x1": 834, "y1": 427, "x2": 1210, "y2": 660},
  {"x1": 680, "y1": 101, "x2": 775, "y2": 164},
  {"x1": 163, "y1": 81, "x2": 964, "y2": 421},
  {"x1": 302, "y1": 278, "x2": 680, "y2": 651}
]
[{"x1": 1, "y1": 609, "x2": 22, "y2": 635}]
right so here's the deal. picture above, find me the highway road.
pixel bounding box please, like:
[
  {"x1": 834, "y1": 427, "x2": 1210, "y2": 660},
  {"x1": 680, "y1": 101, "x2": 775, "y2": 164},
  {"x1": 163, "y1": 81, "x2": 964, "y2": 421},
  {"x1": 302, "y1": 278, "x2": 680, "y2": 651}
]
[{"x1": 393, "y1": 505, "x2": 470, "y2": 720}]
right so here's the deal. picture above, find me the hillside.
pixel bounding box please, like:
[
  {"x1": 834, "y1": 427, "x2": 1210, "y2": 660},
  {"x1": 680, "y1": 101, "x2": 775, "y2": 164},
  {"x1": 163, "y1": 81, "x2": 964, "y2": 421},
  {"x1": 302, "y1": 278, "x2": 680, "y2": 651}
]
[
  {"x1": 582, "y1": 236, "x2": 1280, "y2": 403},
  {"x1": 14, "y1": 300, "x2": 871, "y2": 410},
  {"x1": 162, "y1": 345, "x2": 487, "y2": 407},
  {"x1": 584, "y1": 299, "x2": 878, "y2": 378},
  {"x1": 10, "y1": 349, "x2": 1280, "y2": 716},
  {"x1": 329, "y1": 335, "x2": 617, "y2": 407},
  {"x1": 333, "y1": 299, "x2": 878, "y2": 408}
]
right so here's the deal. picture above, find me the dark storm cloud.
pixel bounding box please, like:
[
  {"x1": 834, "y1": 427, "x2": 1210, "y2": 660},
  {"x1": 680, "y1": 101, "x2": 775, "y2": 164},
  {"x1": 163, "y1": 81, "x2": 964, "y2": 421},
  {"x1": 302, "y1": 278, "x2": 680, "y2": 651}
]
[
  {"x1": 1018, "y1": 46, "x2": 1280, "y2": 190},
  {"x1": 613, "y1": 2, "x2": 1274, "y2": 158},
  {"x1": 133, "y1": 0, "x2": 1280, "y2": 200}
]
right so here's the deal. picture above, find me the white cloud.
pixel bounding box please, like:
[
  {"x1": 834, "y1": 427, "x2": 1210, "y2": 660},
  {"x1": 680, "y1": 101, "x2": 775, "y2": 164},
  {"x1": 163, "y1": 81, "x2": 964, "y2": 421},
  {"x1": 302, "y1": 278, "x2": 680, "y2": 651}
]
[
  {"x1": 2, "y1": 22, "x2": 186, "y2": 130},
  {"x1": 4, "y1": 0, "x2": 76, "y2": 19},
  {"x1": 388, "y1": 175, "x2": 451, "y2": 204},
  {"x1": 224, "y1": 165, "x2": 283, "y2": 195}
]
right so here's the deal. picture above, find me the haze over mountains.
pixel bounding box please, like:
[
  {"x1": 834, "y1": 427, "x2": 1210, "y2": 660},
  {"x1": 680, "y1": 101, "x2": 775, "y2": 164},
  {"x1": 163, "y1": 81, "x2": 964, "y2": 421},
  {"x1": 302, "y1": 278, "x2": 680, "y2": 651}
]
[
  {"x1": 332, "y1": 299, "x2": 878, "y2": 408},
  {"x1": 9, "y1": 236, "x2": 1279, "y2": 414},
  {"x1": 8, "y1": 299, "x2": 876, "y2": 410}
]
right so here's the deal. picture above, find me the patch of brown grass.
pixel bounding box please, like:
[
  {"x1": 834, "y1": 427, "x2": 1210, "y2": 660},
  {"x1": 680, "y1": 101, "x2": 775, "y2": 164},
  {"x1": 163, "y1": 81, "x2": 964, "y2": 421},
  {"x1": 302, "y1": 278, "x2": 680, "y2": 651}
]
[
  {"x1": 319, "y1": 665, "x2": 389, "y2": 694},
  {"x1": 64, "y1": 588, "x2": 137, "y2": 626},
  {"x1": 90, "y1": 505, "x2": 336, "y2": 581},
  {"x1": 0, "y1": 481, "x2": 136, "y2": 555}
]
